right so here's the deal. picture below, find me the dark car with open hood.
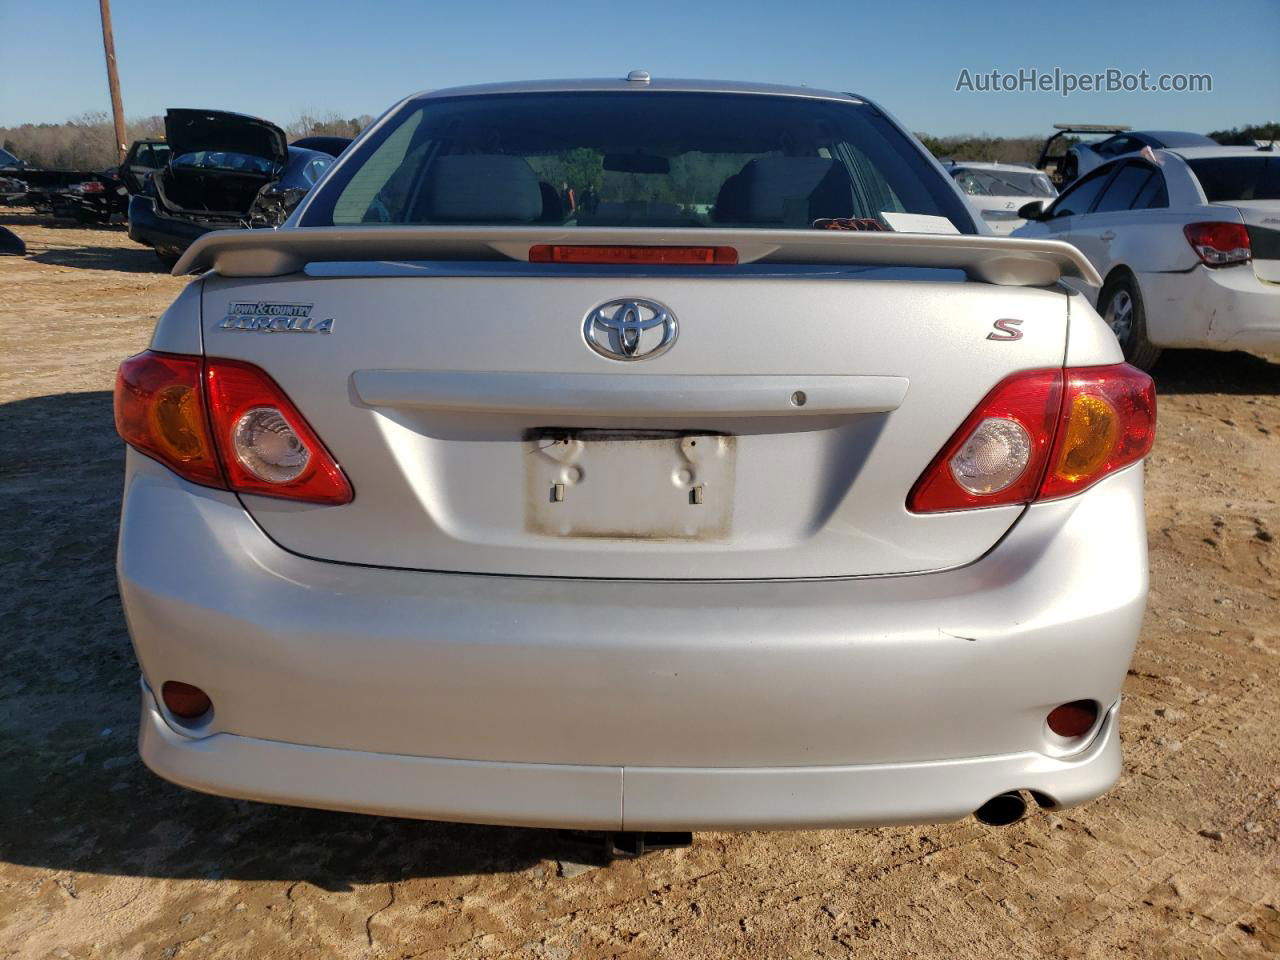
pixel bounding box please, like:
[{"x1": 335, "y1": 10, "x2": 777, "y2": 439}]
[{"x1": 128, "y1": 109, "x2": 333, "y2": 266}]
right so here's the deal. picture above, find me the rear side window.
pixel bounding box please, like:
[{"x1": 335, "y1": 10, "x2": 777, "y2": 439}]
[
  {"x1": 302, "y1": 157, "x2": 332, "y2": 185},
  {"x1": 1131, "y1": 171, "x2": 1168, "y2": 209},
  {"x1": 1093, "y1": 163, "x2": 1155, "y2": 213},
  {"x1": 305, "y1": 92, "x2": 976, "y2": 233},
  {"x1": 1050, "y1": 165, "x2": 1114, "y2": 217},
  {"x1": 1187, "y1": 156, "x2": 1280, "y2": 201}
]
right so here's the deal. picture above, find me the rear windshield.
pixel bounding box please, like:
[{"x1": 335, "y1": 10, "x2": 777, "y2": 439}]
[
  {"x1": 1188, "y1": 156, "x2": 1280, "y2": 202},
  {"x1": 302, "y1": 92, "x2": 976, "y2": 233}
]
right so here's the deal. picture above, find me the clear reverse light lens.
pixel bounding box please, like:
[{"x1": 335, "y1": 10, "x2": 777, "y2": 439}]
[
  {"x1": 949, "y1": 416, "x2": 1032, "y2": 495},
  {"x1": 232, "y1": 406, "x2": 310, "y2": 483}
]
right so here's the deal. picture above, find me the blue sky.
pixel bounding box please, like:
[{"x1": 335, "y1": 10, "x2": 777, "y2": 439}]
[{"x1": 1, "y1": 0, "x2": 1276, "y2": 135}]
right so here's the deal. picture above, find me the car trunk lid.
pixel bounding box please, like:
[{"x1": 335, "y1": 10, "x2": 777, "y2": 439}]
[
  {"x1": 193, "y1": 229, "x2": 1085, "y2": 579},
  {"x1": 164, "y1": 109, "x2": 287, "y2": 166}
]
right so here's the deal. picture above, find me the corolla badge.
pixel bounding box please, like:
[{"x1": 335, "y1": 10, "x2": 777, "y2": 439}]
[
  {"x1": 583, "y1": 298, "x2": 677, "y2": 361},
  {"x1": 220, "y1": 302, "x2": 334, "y2": 334}
]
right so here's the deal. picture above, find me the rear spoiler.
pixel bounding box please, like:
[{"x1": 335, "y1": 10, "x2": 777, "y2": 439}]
[{"x1": 174, "y1": 226, "x2": 1102, "y2": 287}]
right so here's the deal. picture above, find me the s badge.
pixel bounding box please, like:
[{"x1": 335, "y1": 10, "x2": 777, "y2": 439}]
[{"x1": 986, "y1": 318, "x2": 1023, "y2": 341}]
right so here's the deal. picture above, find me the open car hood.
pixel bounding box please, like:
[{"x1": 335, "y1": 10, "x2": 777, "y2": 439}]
[{"x1": 164, "y1": 109, "x2": 287, "y2": 166}]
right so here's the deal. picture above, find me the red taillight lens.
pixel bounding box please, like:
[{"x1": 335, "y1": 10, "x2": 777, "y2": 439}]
[
  {"x1": 204, "y1": 358, "x2": 352, "y2": 504},
  {"x1": 909, "y1": 363, "x2": 1156, "y2": 513},
  {"x1": 80, "y1": 180, "x2": 106, "y2": 194},
  {"x1": 114, "y1": 351, "x2": 351, "y2": 505},
  {"x1": 114, "y1": 352, "x2": 224, "y2": 487},
  {"x1": 1040, "y1": 364, "x2": 1156, "y2": 500},
  {"x1": 528, "y1": 244, "x2": 739, "y2": 265},
  {"x1": 1183, "y1": 221, "x2": 1251, "y2": 266},
  {"x1": 908, "y1": 369, "x2": 1063, "y2": 513}
]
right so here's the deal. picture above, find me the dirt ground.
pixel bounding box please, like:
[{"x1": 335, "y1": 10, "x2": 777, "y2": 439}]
[{"x1": 0, "y1": 211, "x2": 1277, "y2": 960}]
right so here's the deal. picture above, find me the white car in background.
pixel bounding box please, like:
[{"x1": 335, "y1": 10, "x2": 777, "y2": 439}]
[
  {"x1": 1063, "y1": 130, "x2": 1217, "y2": 184},
  {"x1": 944, "y1": 161, "x2": 1058, "y2": 234},
  {"x1": 1014, "y1": 145, "x2": 1280, "y2": 368}
]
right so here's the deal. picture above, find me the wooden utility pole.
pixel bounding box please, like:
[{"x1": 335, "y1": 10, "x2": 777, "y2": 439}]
[{"x1": 98, "y1": 0, "x2": 127, "y2": 163}]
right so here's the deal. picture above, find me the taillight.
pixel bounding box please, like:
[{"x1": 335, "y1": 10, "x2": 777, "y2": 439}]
[
  {"x1": 528, "y1": 244, "x2": 739, "y2": 265},
  {"x1": 908, "y1": 370, "x2": 1063, "y2": 513},
  {"x1": 1039, "y1": 364, "x2": 1156, "y2": 500},
  {"x1": 908, "y1": 364, "x2": 1155, "y2": 513},
  {"x1": 114, "y1": 351, "x2": 352, "y2": 505},
  {"x1": 114, "y1": 352, "x2": 223, "y2": 487},
  {"x1": 1183, "y1": 221, "x2": 1251, "y2": 266},
  {"x1": 204, "y1": 358, "x2": 353, "y2": 504}
]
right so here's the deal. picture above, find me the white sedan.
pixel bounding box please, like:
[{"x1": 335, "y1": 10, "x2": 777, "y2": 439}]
[
  {"x1": 1014, "y1": 145, "x2": 1280, "y2": 368},
  {"x1": 944, "y1": 161, "x2": 1058, "y2": 235}
]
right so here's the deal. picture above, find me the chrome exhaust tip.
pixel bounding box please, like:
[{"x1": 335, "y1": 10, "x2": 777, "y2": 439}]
[{"x1": 974, "y1": 791, "x2": 1028, "y2": 826}]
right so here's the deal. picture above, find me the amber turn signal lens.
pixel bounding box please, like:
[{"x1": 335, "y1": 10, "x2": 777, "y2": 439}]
[
  {"x1": 161, "y1": 681, "x2": 212, "y2": 719},
  {"x1": 1038, "y1": 364, "x2": 1156, "y2": 501},
  {"x1": 114, "y1": 351, "x2": 223, "y2": 488},
  {"x1": 148, "y1": 384, "x2": 207, "y2": 462},
  {"x1": 1046, "y1": 700, "x2": 1098, "y2": 738},
  {"x1": 1052, "y1": 392, "x2": 1119, "y2": 482}
]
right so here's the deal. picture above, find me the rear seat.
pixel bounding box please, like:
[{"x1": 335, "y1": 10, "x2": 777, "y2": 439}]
[{"x1": 713, "y1": 156, "x2": 854, "y2": 226}]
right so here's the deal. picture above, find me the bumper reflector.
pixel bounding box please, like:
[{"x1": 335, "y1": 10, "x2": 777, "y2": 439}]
[
  {"x1": 1046, "y1": 700, "x2": 1098, "y2": 738},
  {"x1": 161, "y1": 681, "x2": 212, "y2": 719}
]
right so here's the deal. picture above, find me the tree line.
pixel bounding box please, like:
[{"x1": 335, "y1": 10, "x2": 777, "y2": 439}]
[
  {"x1": 1, "y1": 111, "x2": 374, "y2": 170},
  {"x1": 4, "y1": 112, "x2": 1275, "y2": 173}
]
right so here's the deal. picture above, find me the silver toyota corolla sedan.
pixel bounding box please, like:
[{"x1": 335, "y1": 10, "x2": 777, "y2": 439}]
[{"x1": 115, "y1": 76, "x2": 1155, "y2": 835}]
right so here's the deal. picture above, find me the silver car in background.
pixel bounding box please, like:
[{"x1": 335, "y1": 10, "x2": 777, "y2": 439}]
[
  {"x1": 944, "y1": 160, "x2": 1058, "y2": 235},
  {"x1": 115, "y1": 77, "x2": 1155, "y2": 834}
]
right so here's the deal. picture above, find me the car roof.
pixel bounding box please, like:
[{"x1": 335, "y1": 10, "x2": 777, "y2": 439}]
[
  {"x1": 1137, "y1": 131, "x2": 1216, "y2": 145},
  {"x1": 285, "y1": 145, "x2": 330, "y2": 161},
  {"x1": 411, "y1": 76, "x2": 866, "y2": 105},
  {"x1": 1164, "y1": 145, "x2": 1277, "y2": 159}
]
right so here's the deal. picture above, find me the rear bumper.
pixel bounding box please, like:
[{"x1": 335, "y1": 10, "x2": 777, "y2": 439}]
[
  {"x1": 127, "y1": 194, "x2": 215, "y2": 255},
  {"x1": 120, "y1": 452, "x2": 1147, "y2": 828},
  {"x1": 140, "y1": 682, "x2": 1120, "y2": 830},
  {"x1": 1142, "y1": 264, "x2": 1280, "y2": 350}
]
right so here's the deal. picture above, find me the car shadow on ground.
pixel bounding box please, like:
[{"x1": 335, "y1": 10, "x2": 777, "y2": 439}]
[
  {"x1": 27, "y1": 243, "x2": 171, "y2": 274},
  {"x1": 0, "y1": 390, "x2": 607, "y2": 885},
  {"x1": 0, "y1": 209, "x2": 124, "y2": 231},
  {"x1": 1152, "y1": 349, "x2": 1280, "y2": 396}
]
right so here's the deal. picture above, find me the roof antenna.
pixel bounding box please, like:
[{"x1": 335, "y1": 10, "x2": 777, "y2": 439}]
[{"x1": 626, "y1": 70, "x2": 651, "y2": 84}]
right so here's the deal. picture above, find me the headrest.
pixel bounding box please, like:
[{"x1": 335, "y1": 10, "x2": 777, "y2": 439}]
[
  {"x1": 423, "y1": 155, "x2": 543, "y2": 222},
  {"x1": 716, "y1": 157, "x2": 851, "y2": 225}
]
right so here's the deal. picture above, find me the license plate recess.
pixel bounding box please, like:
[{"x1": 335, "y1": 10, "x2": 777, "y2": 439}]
[{"x1": 524, "y1": 428, "x2": 735, "y2": 541}]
